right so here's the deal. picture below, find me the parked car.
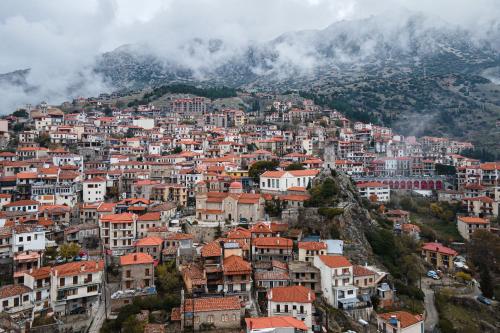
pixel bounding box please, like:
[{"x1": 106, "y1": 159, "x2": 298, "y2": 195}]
[
  {"x1": 427, "y1": 270, "x2": 440, "y2": 280},
  {"x1": 477, "y1": 295, "x2": 492, "y2": 305}
]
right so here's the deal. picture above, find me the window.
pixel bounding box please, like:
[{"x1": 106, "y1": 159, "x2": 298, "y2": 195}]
[
  {"x1": 87, "y1": 285, "x2": 98, "y2": 293},
  {"x1": 23, "y1": 295, "x2": 29, "y2": 302},
  {"x1": 145, "y1": 269, "x2": 150, "y2": 276},
  {"x1": 276, "y1": 304, "x2": 280, "y2": 313},
  {"x1": 60, "y1": 278, "x2": 65, "y2": 286},
  {"x1": 3, "y1": 300, "x2": 8, "y2": 307},
  {"x1": 18, "y1": 236, "x2": 23, "y2": 242},
  {"x1": 73, "y1": 276, "x2": 78, "y2": 284},
  {"x1": 14, "y1": 298, "x2": 19, "y2": 307},
  {"x1": 126, "y1": 281, "x2": 131, "y2": 289},
  {"x1": 27, "y1": 236, "x2": 31, "y2": 241},
  {"x1": 87, "y1": 274, "x2": 92, "y2": 282},
  {"x1": 207, "y1": 315, "x2": 214, "y2": 323},
  {"x1": 241, "y1": 283, "x2": 246, "y2": 291}
]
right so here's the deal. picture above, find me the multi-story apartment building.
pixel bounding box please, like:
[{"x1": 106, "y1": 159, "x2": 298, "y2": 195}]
[
  {"x1": 99, "y1": 213, "x2": 137, "y2": 256},
  {"x1": 313, "y1": 255, "x2": 358, "y2": 309},
  {"x1": 267, "y1": 285, "x2": 315, "y2": 331},
  {"x1": 0, "y1": 284, "x2": 34, "y2": 327},
  {"x1": 119, "y1": 253, "x2": 155, "y2": 290},
  {"x1": 298, "y1": 242, "x2": 327, "y2": 263},
  {"x1": 356, "y1": 182, "x2": 390, "y2": 202},
  {"x1": 83, "y1": 177, "x2": 106, "y2": 203},
  {"x1": 23, "y1": 266, "x2": 51, "y2": 316},
  {"x1": 288, "y1": 261, "x2": 321, "y2": 296},
  {"x1": 421, "y1": 242, "x2": 458, "y2": 270},
  {"x1": 50, "y1": 260, "x2": 104, "y2": 316},
  {"x1": 456, "y1": 216, "x2": 490, "y2": 240},
  {"x1": 252, "y1": 237, "x2": 293, "y2": 262},
  {"x1": 222, "y1": 255, "x2": 252, "y2": 302}
]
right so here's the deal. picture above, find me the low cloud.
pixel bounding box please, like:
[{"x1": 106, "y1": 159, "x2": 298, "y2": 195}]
[{"x1": 0, "y1": 0, "x2": 498, "y2": 112}]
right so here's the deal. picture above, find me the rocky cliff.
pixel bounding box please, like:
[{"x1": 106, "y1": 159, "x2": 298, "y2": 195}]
[{"x1": 290, "y1": 170, "x2": 377, "y2": 264}]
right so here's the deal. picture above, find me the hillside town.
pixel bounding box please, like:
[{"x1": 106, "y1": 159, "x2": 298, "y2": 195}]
[{"x1": 0, "y1": 90, "x2": 498, "y2": 333}]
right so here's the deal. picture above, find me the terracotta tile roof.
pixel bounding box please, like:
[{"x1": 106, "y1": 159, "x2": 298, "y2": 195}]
[
  {"x1": 378, "y1": 311, "x2": 423, "y2": 328},
  {"x1": 100, "y1": 213, "x2": 135, "y2": 223},
  {"x1": 288, "y1": 169, "x2": 320, "y2": 177},
  {"x1": 0, "y1": 284, "x2": 31, "y2": 298},
  {"x1": 138, "y1": 212, "x2": 161, "y2": 221},
  {"x1": 249, "y1": 222, "x2": 272, "y2": 234},
  {"x1": 268, "y1": 285, "x2": 315, "y2": 303},
  {"x1": 120, "y1": 253, "x2": 154, "y2": 266},
  {"x1": 356, "y1": 182, "x2": 388, "y2": 188},
  {"x1": 97, "y1": 202, "x2": 116, "y2": 212},
  {"x1": 254, "y1": 271, "x2": 290, "y2": 281},
  {"x1": 26, "y1": 266, "x2": 51, "y2": 279},
  {"x1": 181, "y1": 296, "x2": 241, "y2": 313},
  {"x1": 135, "y1": 236, "x2": 164, "y2": 247},
  {"x1": 5, "y1": 199, "x2": 39, "y2": 207},
  {"x1": 457, "y1": 216, "x2": 489, "y2": 224},
  {"x1": 166, "y1": 233, "x2": 193, "y2": 240},
  {"x1": 298, "y1": 241, "x2": 327, "y2": 251},
  {"x1": 226, "y1": 227, "x2": 251, "y2": 239},
  {"x1": 182, "y1": 264, "x2": 206, "y2": 285},
  {"x1": 318, "y1": 255, "x2": 352, "y2": 268},
  {"x1": 223, "y1": 255, "x2": 251, "y2": 275},
  {"x1": 201, "y1": 241, "x2": 222, "y2": 257},
  {"x1": 245, "y1": 317, "x2": 308, "y2": 331},
  {"x1": 253, "y1": 237, "x2": 292, "y2": 248},
  {"x1": 353, "y1": 265, "x2": 376, "y2": 277},
  {"x1": 52, "y1": 260, "x2": 104, "y2": 277},
  {"x1": 421, "y1": 242, "x2": 458, "y2": 256}
]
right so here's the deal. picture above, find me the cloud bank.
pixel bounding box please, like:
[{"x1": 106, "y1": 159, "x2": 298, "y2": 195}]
[{"x1": 0, "y1": 0, "x2": 498, "y2": 112}]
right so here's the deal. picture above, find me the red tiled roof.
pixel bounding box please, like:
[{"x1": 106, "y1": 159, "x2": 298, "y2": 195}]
[
  {"x1": 378, "y1": 311, "x2": 423, "y2": 328},
  {"x1": 120, "y1": 253, "x2": 154, "y2": 266},
  {"x1": 268, "y1": 285, "x2": 315, "y2": 303},
  {"x1": 245, "y1": 317, "x2": 308, "y2": 331},
  {"x1": 253, "y1": 237, "x2": 292, "y2": 248},
  {"x1": 52, "y1": 260, "x2": 104, "y2": 277},
  {"x1": 223, "y1": 255, "x2": 251, "y2": 275},
  {"x1": 421, "y1": 242, "x2": 458, "y2": 256},
  {"x1": 135, "y1": 236, "x2": 163, "y2": 247},
  {"x1": 298, "y1": 241, "x2": 326, "y2": 250},
  {"x1": 353, "y1": 265, "x2": 376, "y2": 277},
  {"x1": 226, "y1": 227, "x2": 251, "y2": 239},
  {"x1": 138, "y1": 212, "x2": 161, "y2": 221},
  {"x1": 0, "y1": 284, "x2": 31, "y2": 298},
  {"x1": 181, "y1": 296, "x2": 241, "y2": 313},
  {"x1": 201, "y1": 241, "x2": 222, "y2": 257},
  {"x1": 457, "y1": 216, "x2": 489, "y2": 224},
  {"x1": 318, "y1": 255, "x2": 352, "y2": 268}
]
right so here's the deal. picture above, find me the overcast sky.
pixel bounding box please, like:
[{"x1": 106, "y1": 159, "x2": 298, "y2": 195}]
[{"x1": 0, "y1": 0, "x2": 499, "y2": 111}]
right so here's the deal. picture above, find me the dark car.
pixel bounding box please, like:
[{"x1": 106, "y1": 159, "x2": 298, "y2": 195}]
[{"x1": 477, "y1": 295, "x2": 492, "y2": 305}]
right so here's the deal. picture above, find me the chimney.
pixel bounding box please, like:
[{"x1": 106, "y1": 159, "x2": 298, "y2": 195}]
[
  {"x1": 134, "y1": 254, "x2": 137, "y2": 261},
  {"x1": 80, "y1": 264, "x2": 85, "y2": 272},
  {"x1": 308, "y1": 291, "x2": 311, "y2": 301},
  {"x1": 269, "y1": 290, "x2": 272, "y2": 300},
  {"x1": 95, "y1": 261, "x2": 98, "y2": 269}
]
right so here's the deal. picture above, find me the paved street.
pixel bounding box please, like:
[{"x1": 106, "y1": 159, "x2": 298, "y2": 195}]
[
  {"x1": 88, "y1": 285, "x2": 110, "y2": 333},
  {"x1": 421, "y1": 278, "x2": 438, "y2": 333}
]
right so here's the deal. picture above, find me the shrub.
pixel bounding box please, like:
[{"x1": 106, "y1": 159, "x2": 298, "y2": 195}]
[{"x1": 318, "y1": 207, "x2": 344, "y2": 219}]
